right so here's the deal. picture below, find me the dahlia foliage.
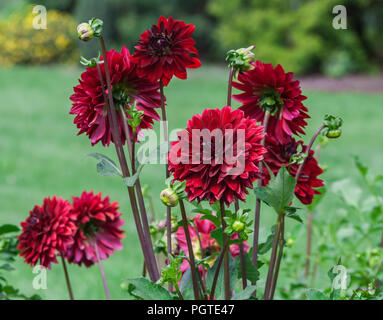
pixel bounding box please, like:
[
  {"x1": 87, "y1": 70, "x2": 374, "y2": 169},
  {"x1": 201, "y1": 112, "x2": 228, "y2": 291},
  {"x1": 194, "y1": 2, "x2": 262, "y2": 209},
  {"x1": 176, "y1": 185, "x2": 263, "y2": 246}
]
[{"x1": 16, "y1": 15, "x2": 343, "y2": 301}]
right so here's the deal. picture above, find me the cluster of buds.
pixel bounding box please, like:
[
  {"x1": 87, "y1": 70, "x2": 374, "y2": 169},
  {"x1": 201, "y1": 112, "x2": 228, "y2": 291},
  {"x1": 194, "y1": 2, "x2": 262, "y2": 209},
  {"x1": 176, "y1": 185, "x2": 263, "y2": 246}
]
[
  {"x1": 77, "y1": 18, "x2": 103, "y2": 42},
  {"x1": 223, "y1": 208, "x2": 253, "y2": 240},
  {"x1": 226, "y1": 45, "x2": 255, "y2": 79},
  {"x1": 322, "y1": 114, "x2": 343, "y2": 139},
  {"x1": 160, "y1": 178, "x2": 186, "y2": 207}
]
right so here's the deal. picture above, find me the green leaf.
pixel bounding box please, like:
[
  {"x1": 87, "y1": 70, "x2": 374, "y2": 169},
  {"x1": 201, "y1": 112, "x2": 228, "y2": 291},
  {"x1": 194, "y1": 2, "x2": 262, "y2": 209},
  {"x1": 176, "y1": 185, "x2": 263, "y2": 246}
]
[
  {"x1": 199, "y1": 214, "x2": 221, "y2": 228},
  {"x1": 210, "y1": 228, "x2": 223, "y2": 247},
  {"x1": 354, "y1": 156, "x2": 368, "y2": 178},
  {"x1": 123, "y1": 164, "x2": 145, "y2": 187},
  {"x1": 258, "y1": 225, "x2": 276, "y2": 255},
  {"x1": 235, "y1": 251, "x2": 263, "y2": 283},
  {"x1": 206, "y1": 255, "x2": 237, "y2": 300},
  {"x1": 0, "y1": 263, "x2": 14, "y2": 271},
  {"x1": 285, "y1": 207, "x2": 303, "y2": 223},
  {"x1": 87, "y1": 153, "x2": 122, "y2": 177},
  {"x1": 254, "y1": 165, "x2": 296, "y2": 214},
  {"x1": 0, "y1": 224, "x2": 19, "y2": 236},
  {"x1": 305, "y1": 288, "x2": 327, "y2": 300},
  {"x1": 232, "y1": 285, "x2": 257, "y2": 300},
  {"x1": 179, "y1": 268, "x2": 195, "y2": 300},
  {"x1": 121, "y1": 277, "x2": 174, "y2": 300}
]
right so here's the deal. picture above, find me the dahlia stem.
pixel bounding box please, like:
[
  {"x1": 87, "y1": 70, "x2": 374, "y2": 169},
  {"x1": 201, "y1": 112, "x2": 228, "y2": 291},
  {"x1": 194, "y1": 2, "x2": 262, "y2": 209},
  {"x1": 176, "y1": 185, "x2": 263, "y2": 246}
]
[
  {"x1": 159, "y1": 79, "x2": 173, "y2": 292},
  {"x1": 220, "y1": 199, "x2": 231, "y2": 300},
  {"x1": 264, "y1": 213, "x2": 283, "y2": 300},
  {"x1": 119, "y1": 107, "x2": 159, "y2": 281},
  {"x1": 209, "y1": 240, "x2": 229, "y2": 300},
  {"x1": 94, "y1": 242, "x2": 110, "y2": 300},
  {"x1": 252, "y1": 111, "x2": 270, "y2": 295},
  {"x1": 304, "y1": 210, "x2": 313, "y2": 278},
  {"x1": 94, "y1": 41, "x2": 159, "y2": 281},
  {"x1": 179, "y1": 199, "x2": 200, "y2": 300},
  {"x1": 235, "y1": 200, "x2": 247, "y2": 289},
  {"x1": 269, "y1": 214, "x2": 285, "y2": 300},
  {"x1": 295, "y1": 124, "x2": 324, "y2": 181},
  {"x1": 227, "y1": 66, "x2": 234, "y2": 107},
  {"x1": 60, "y1": 253, "x2": 74, "y2": 300}
]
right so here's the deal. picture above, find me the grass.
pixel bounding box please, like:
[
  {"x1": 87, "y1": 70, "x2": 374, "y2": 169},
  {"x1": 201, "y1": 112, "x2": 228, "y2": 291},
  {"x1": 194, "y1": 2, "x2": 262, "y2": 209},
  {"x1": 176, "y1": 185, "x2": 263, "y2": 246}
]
[{"x1": 0, "y1": 64, "x2": 382, "y2": 299}]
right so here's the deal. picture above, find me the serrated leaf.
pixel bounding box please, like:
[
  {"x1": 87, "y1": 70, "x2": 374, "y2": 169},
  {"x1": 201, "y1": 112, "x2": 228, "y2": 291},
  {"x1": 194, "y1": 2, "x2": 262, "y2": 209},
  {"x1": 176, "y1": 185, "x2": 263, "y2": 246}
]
[
  {"x1": 123, "y1": 164, "x2": 145, "y2": 187},
  {"x1": 87, "y1": 153, "x2": 122, "y2": 177},
  {"x1": 254, "y1": 165, "x2": 296, "y2": 214},
  {"x1": 306, "y1": 288, "x2": 327, "y2": 300},
  {"x1": 121, "y1": 277, "x2": 174, "y2": 300},
  {"x1": 0, "y1": 224, "x2": 19, "y2": 236},
  {"x1": 232, "y1": 285, "x2": 257, "y2": 300},
  {"x1": 235, "y1": 251, "x2": 263, "y2": 283},
  {"x1": 286, "y1": 208, "x2": 303, "y2": 223},
  {"x1": 258, "y1": 225, "x2": 276, "y2": 255}
]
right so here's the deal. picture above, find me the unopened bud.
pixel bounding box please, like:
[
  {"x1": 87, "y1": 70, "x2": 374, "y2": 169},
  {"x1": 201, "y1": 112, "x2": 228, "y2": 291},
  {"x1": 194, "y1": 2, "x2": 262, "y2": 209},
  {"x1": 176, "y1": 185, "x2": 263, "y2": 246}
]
[
  {"x1": 160, "y1": 188, "x2": 179, "y2": 207},
  {"x1": 232, "y1": 220, "x2": 245, "y2": 232},
  {"x1": 226, "y1": 45, "x2": 256, "y2": 78},
  {"x1": 77, "y1": 23, "x2": 94, "y2": 41}
]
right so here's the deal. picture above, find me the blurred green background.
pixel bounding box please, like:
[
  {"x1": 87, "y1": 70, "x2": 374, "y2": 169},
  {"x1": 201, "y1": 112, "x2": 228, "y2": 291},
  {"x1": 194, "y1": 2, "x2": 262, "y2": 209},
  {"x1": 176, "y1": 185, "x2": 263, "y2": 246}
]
[{"x1": 0, "y1": 0, "x2": 382, "y2": 300}]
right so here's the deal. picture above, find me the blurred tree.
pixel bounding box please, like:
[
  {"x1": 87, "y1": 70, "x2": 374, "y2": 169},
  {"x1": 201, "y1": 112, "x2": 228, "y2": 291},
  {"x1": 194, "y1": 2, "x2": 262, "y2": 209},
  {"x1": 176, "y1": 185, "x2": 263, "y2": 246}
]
[{"x1": 208, "y1": 0, "x2": 382, "y2": 75}]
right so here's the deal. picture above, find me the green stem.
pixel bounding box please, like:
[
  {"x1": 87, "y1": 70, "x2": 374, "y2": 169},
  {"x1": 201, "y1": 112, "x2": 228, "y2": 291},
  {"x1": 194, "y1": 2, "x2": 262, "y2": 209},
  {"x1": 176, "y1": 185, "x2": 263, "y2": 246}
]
[
  {"x1": 269, "y1": 215, "x2": 285, "y2": 299},
  {"x1": 264, "y1": 213, "x2": 283, "y2": 300},
  {"x1": 95, "y1": 40, "x2": 159, "y2": 281},
  {"x1": 210, "y1": 240, "x2": 229, "y2": 300},
  {"x1": 252, "y1": 111, "x2": 270, "y2": 296},
  {"x1": 220, "y1": 199, "x2": 231, "y2": 300},
  {"x1": 235, "y1": 200, "x2": 247, "y2": 289},
  {"x1": 179, "y1": 199, "x2": 200, "y2": 300}
]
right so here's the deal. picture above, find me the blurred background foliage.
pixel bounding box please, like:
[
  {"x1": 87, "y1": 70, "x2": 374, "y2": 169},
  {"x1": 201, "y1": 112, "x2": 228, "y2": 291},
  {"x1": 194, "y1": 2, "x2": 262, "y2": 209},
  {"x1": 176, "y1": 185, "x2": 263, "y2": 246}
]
[{"x1": 0, "y1": 0, "x2": 382, "y2": 74}]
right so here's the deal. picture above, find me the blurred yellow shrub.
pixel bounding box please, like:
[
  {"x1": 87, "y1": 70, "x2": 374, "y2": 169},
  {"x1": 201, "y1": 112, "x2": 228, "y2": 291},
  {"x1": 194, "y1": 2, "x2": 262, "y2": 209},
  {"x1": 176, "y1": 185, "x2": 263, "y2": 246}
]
[{"x1": 0, "y1": 6, "x2": 78, "y2": 66}]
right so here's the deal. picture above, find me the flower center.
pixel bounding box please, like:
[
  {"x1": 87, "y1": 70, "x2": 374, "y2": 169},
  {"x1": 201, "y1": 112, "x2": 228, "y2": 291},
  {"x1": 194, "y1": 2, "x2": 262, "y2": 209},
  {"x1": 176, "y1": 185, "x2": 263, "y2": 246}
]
[
  {"x1": 258, "y1": 88, "x2": 283, "y2": 116},
  {"x1": 149, "y1": 32, "x2": 172, "y2": 57},
  {"x1": 80, "y1": 220, "x2": 100, "y2": 238}
]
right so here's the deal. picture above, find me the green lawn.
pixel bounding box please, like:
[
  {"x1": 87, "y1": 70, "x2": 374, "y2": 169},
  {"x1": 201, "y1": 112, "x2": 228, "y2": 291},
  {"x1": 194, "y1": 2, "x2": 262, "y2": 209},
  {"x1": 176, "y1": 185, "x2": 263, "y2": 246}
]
[{"x1": 1, "y1": 65, "x2": 382, "y2": 299}]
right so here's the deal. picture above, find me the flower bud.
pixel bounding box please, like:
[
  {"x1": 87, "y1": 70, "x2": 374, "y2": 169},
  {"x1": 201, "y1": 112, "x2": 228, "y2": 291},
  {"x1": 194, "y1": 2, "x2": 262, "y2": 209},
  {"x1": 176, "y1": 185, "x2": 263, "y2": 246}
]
[
  {"x1": 77, "y1": 23, "x2": 94, "y2": 41},
  {"x1": 160, "y1": 188, "x2": 179, "y2": 207},
  {"x1": 322, "y1": 114, "x2": 343, "y2": 139},
  {"x1": 226, "y1": 45, "x2": 256, "y2": 78},
  {"x1": 286, "y1": 238, "x2": 295, "y2": 247},
  {"x1": 326, "y1": 129, "x2": 342, "y2": 139},
  {"x1": 232, "y1": 220, "x2": 245, "y2": 232}
]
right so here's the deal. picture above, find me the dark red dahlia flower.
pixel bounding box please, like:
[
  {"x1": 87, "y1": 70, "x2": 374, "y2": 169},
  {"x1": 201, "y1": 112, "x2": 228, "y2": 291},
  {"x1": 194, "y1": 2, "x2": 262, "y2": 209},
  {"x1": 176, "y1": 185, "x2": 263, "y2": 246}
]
[
  {"x1": 175, "y1": 214, "x2": 249, "y2": 274},
  {"x1": 133, "y1": 16, "x2": 201, "y2": 86},
  {"x1": 168, "y1": 106, "x2": 266, "y2": 206},
  {"x1": 263, "y1": 136, "x2": 324, "y2": 205},
  {"x1": 70, "y1": 46, "x2": 161, "y2": 146},
  {"x1": 18, "y1": 197, "x2": 76, "y2": 268},
  {"x1": 233, "y1": 60, "x2": 309, "y2": 144},
  {"x1": 65, "y1": 191, "x2": 124, "y2": 267}
]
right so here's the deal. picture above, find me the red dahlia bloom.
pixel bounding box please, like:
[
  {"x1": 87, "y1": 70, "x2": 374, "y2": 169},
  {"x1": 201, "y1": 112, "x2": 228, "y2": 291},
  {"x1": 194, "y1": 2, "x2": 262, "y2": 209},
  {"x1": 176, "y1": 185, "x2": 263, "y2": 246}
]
[
  {"x1": 233, "y1": 60, "x2": 309, "y2": 144},
  {"x1": 65, "y1": 191, "x2": 124, "y2": 267},
  {"x1": 70, "y1": 46, "x2": 161, "y2": 146},
  {"x1": 18, "y1": 197, "x2": 75, "y2": 268},
  {"x1": 175, "y1": 214, "x2": 249, "y2": 274},
  {"x1": 263, "y1": 136, "x2": 324, "y2": 205},
  {"x1": 133, "y1": 16, "x2": 201, "y2": 86},
  {"x1": 168, "y1": 106, "x2": 266, "y2": 206}
]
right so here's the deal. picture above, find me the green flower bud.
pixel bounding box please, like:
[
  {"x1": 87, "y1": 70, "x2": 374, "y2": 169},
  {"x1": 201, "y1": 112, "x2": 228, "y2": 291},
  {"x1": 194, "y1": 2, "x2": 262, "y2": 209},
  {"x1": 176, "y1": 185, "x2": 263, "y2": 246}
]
[
  {"x1": 226, "y1": 45, "x2": 256, "y2": 78},
  {"x1": 286, "y1": 238, "x2": 295, "y2": 247},
  {"x1": 160, "y1": 188, "x2": 179, "y2": 207},
  {"x1": 232, "y1": 220, "x2": 245, "y2": 232},
  {"x1": 322, "y1": 114, "x2": 343, "y2": 139},
  {"x1": 120, "y1": 281, "x2": 129, "y2": 291},
  {"x1": 77, "y1": 23, "x2": 94, "y2": 41}
]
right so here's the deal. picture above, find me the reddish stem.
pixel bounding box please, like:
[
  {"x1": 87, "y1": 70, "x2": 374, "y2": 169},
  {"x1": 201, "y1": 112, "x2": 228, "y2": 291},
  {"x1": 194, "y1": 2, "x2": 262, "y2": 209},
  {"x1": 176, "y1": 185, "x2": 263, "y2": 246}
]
[{"x1": 60, "y1": 253, "x2": 74, "y2": 300}]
